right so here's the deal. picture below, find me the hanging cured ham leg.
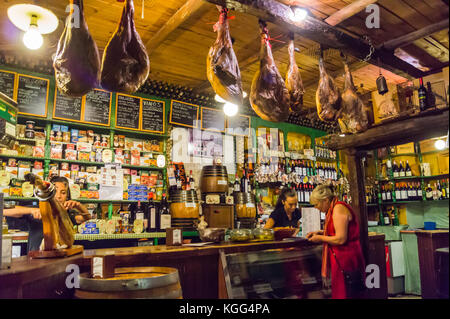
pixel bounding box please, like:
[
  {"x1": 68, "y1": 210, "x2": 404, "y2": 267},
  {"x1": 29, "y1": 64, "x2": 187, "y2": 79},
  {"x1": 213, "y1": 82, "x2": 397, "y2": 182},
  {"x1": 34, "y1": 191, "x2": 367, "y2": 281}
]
[
  {"x1": 315, "y1": 47, "x2": 341, "y2": 122},
  {"x1": 250, "y1": 20, "x2": 290, "y2": 122},
  {"x1": 207, "y1": 6, "x2": 243, "y2": 106},
  {"x1": 53, "y1": 0, "x2": 101, "y2": 97},
  {"x1": 101, "y1": 0, "x2": 150, "y2": 94},
  {"x1": 285, "y1": 32, "x2": 304, "y2": 113},
  {"x1": 338, "y1": 54, "x2": 369, "y2": 134}
]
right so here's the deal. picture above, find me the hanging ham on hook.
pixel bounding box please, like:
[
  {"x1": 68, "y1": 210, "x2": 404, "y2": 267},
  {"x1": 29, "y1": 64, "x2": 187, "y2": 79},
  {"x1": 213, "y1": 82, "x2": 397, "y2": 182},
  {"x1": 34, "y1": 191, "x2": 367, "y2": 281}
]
[
  {"x1": 207, "y1": 6, "x2": 243, "y2": 106},
  {"x1": 338, "y1": 53, "x2": 369, "y2": 134},
  {"x1": 100, "y1": 0, "x2": 150, "y2": 94},
  {"x1": 53, "y1": 0, "x2": 101, "y2": 97},
  {"x1": 285, "y1": 32, "x2": 304, "y2": 113},
  {"x1": 250, "y1": 20, "x2": 290, "y2": 122},
  {"x1": 315, "y1": 46, "x2": 341, "y2": 122}
]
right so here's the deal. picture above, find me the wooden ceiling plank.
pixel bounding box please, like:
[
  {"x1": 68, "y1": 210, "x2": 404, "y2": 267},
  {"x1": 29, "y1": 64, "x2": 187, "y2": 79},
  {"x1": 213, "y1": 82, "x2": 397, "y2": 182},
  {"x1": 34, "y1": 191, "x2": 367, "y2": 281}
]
[
  {"x1": 324, "y1": 0, "x2": 378, "y2": 26},
  {"x1": 204, "y1": 0, "x2": 425, "y2": 79},
  {"x1": 381, "y1": 19, "x2": 449, "y2": 50},
  {"x1": 144, "y1": 0, "x2": 208, "y2": 54}
]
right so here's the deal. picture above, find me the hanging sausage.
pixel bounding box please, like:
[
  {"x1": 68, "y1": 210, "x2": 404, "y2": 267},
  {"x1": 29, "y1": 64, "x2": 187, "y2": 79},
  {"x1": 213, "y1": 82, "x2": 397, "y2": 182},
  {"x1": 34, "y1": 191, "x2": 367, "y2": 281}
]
[
  {"x1": 250, "y1": 20, "x2": 290, "y2": 122},
  {"x1": 53, "y1": 0, "x2": 101, "y2": 97},
  {"x1": 285, "y1": 32, "x2": 304, "y2": 113},
  {"x1": 338, "y1": 54, "x2": 369, "y2": 134},
  {"x1": 100, "y1": 0, "x2": 150, "y2": 94},
  {"x1": 315, "y1": 47, "x2": 341, "y2": 122},
  {"x1": 206, "y1": 6, "x2": 243, "y2": 106}
]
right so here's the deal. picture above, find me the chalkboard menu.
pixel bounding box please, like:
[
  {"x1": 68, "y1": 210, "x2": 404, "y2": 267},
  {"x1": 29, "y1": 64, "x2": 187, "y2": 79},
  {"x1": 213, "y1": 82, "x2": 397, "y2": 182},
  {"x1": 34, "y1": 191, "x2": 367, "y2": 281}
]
[
  {"x1": 169, "y1": 100, "x2": 199, "y2": 128},
  {"x1": 0, "y1": 70, "x2": 16, "y2": 99},
  {"x1": 201, "y1": 107, "x2": 225, "y2": 133},
  {"x1": 17, "y1": 74, "x2": 49, "y2": 117},
  {"x1": 141, "y1": 98, "x2": 165, "y2": 133},
  {"x1": 84, "y1": 89, "x2": 111, "y2": 126},
  {"x1": 226, "y1": 114, "x2": 251, "y2": 136},
  {"x1": 116, "y1": 93, "x2": 140, "y2": 130},
  {"x1": 53, "y1": 88, "x2": 82, "y2": 122}
]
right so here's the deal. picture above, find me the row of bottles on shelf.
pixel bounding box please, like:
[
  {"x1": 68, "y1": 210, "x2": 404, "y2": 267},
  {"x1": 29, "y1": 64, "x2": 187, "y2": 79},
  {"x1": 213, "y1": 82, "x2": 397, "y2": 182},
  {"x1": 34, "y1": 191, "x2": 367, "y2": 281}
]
[
  {"x1": 118, "y1": 191, "x2": 171, "y2": 233},
  {"x1": 380, "y1": 207, "x2": 400, "y2": 226},
  {"x1": 390, "y1": 160, "x2": 412, "y2": 178},
  {"x1": 366, "y1": 179, "x2": 449, "y2": 203},
  {"x1": 257, "y1": 159, "x2": 338, "y2": 181},
  {"x1": 418, "y1": 77, "x2": 437, "y2": 111},
  {"x1": 316, "y1": 142, "x2": 337, "y2": 159},
  {"x1": 168, "y1": 168, "x2": 196, "y2": 192}
]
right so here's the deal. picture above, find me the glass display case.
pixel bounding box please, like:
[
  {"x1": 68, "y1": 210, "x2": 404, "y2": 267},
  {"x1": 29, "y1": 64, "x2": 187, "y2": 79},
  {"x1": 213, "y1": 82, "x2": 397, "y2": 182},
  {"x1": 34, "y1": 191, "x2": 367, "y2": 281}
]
[{"x1": 220, "y1": 244, "x2": 328, "y2": 299}]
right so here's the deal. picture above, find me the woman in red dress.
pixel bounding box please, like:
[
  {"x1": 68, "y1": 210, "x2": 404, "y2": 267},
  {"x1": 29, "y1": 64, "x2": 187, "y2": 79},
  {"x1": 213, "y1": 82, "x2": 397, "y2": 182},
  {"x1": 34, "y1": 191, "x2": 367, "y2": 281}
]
[{"x1": 306, "y1": 184, "x2": 365, "y2": 299}]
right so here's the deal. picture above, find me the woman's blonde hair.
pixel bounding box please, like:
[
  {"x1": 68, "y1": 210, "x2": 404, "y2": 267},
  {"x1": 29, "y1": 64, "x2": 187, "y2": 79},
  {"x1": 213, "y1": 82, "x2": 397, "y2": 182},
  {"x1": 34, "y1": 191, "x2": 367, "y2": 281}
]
[{"x1": 310, "y1": 183, "x2": 336, "y2": 205}]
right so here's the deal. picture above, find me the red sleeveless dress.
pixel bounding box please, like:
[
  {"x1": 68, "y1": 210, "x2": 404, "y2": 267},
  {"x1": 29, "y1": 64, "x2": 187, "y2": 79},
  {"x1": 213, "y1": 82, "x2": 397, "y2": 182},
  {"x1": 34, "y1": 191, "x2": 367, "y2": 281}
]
[{"x1": 325, "y1": 201, "x2": 365, "y2": 299}]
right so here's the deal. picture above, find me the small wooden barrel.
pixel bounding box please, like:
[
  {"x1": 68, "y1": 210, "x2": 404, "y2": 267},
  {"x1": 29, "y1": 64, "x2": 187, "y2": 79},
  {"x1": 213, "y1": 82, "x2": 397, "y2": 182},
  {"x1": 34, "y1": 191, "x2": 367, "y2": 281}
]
[
  {"x1": 234, "y1": 192, "x2": 256, "y2": 219},
  {"x1": 200, "y1": 165, "x2": 229, "y2": 193},
  {"x1": 169, "y1": 190, "x2": 199, "y2": 219},
  {"x1": 75, "y1": 267, "x2": 182, "y2": 299}
]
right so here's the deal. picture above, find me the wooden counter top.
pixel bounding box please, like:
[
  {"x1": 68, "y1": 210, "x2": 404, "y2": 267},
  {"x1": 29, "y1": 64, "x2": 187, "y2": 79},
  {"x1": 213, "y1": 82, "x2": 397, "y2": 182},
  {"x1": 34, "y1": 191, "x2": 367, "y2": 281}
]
[{"x1": 80, "y1": 238, "x2": 318, "y2": 266}]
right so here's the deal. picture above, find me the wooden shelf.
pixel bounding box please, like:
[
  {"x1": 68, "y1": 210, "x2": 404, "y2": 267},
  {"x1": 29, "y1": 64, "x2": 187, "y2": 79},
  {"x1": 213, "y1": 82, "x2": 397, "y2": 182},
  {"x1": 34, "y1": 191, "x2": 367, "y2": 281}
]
[
  {"x1": 49, "y1": 158, "x2": 105, "y2": 166},
  {"x1": 3, "y1": 197, "x2": 161, "y2": 204},
  {"x1": 389, "y1": 153, "x2": 418, "y2": 157},
  {"x1": 378, "y1": 174, "x2": 449, "y2": 182},
  {"x1": 326, "y1": 108, "x2": 449, "y2": 151},
  {"x1": 0, "y1": 154, "x2": 45, "y2": 161}
]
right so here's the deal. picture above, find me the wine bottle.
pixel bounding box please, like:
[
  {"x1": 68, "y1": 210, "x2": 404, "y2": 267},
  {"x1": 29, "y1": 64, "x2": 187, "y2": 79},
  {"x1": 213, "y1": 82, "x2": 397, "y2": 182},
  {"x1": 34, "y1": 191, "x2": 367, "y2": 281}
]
[
  {"x1": 381, "y1": 185, "x2": 387, "y2": 202},
  {"x1": 426, "y1": 184, "x2": 433, "y2": 201},
  {"x1": 383, "y1": 210, "x2": 391, "y2": 226},
  {"x1": 401, "y1": 183, "x2": 408, "y2": 201},
  {"x1": 418, "y1": 78, "x2": 427, "y2": 111},
  {"x1": 405, "y1": 160, "x2": 412, "y2": 177},
  {"x1": 426, "y1": 82, "x2": 436, "y2": 109},
  {"x1": 189, "y1": 170, "x2": 195, "y2": 190},
  {"x1": 441, "y1": 179, "x2": 448, "y2": 199},
  {"x1": 437, "y1": 180, "x2": 443, "y2": 200},
  {"x1": 148, "y1": 192, "x2": 158, "y2": 232},
  {"x1": 304, "y1": 183, "x2": 310, "y2": 203},
  {"x1": 399, "y1": 161, "x2": 405, "y2": 177},
  {"x1": 159, "y1": 193, "x2": 171, "y2": 230},
  {"x1": 393, "y1": 161, "x2": 399, "y2": 178},
  {"x1": 395, "y1": 183, "x2": 401, "y2": 201},
  {"x1": 433, "y1": 183, "x2": 440, "y2": 201}
]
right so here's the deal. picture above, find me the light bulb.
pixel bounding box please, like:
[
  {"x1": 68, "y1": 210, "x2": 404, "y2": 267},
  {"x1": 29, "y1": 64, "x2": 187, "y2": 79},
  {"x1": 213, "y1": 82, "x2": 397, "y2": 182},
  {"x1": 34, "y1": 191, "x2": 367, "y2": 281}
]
[
  {"x1": 223, "y1": 102, "x2": 238, "y2": 117},
  {"x1": 290, "y1": 7, "x2": 308, "y2": 22},
  {"x1": 243, "y1": 91, "x2": 248, "y2": 98},
  {"x1": 23, "y1": 25, "x2": 43, "y2": 50},
  {"x1": 434, "y1": 139, "x2": 446, "y2": 150}
]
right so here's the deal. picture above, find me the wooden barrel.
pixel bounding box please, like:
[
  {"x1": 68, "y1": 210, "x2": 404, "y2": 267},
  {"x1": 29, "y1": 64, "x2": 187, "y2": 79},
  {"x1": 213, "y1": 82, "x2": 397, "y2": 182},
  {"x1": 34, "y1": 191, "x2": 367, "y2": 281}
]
[
  {"x1": 75, "y1": 267, "x2": 182, "y2": 299},
  {"x1": 200, "y1": 165, "x2": 229, "y2": 193},
  {"x1": 169, "y1": 189, "x2": 199, "y2": 219},
  {"x1": 234, "y1": 192, "x2": 256, "y2": 218}
]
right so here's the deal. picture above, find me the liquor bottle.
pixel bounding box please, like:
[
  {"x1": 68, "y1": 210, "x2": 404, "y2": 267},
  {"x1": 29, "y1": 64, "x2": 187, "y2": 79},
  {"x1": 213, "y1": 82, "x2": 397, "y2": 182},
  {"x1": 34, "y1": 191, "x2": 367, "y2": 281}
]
[
  {"x1": 304, "y1": 183, "x2": 310, "y2": 203},
  {"x1": 425, "y1": 183, "x2": 433, "y2": 201},
  {"x1": 398, "y1": 161, "x2": 405, "y2": 177},
  {"x1": 418, "y1": 77, "x2": 427, "y2": 111},
  {"x1": 432, "y1": 183, "x2": 439, "y2": 201},
  {"x1": 392, "y1": 161, "x2": 399, "y2": 178},
  {"x1": 401, "y1": 183, "x2": 408, "y2": 201},
  {"x1": 381, "y1": 185, "x2": 387, "y2": 202},
  {"x1": 395, "y1": 183, "x2": 401, "y2": 201},
  {"x1": 189, "y1": 170, "x2": 195, "y2": 190},
  {"x1": 383, "y1": 210, "x2": 391, "y2": 226},
  {"x1": 302, "y1": 160, "x2": 308, "y2": 177},
  {"x1": 407, "y1": 183, "x2": 414, "y2": 201},
  {"x1": 405, "y1": 160, "x2": 412, "y2": 177},
  {"x1": 416, "y1": 182, "x2": 423, "y2": 201},
  {"x1": 441, "y1": 179, "x2": 448, "y2": 199},
  {"x1": 185, "y1": 174, "x2": 191, "y2": 191},
  {"x1": 386, "y1": 184, "x2": 392, "y2": 201},
  {"x1": 159, "y1": 193, "x2": 171, "y2": 230},
  {"x1": 437, "y1": 180, "x2": 443, "y2": 200},
  {"x1": 176, "y1": 169, "x2": 182, "y2": 190},
  {"x1": 426, "y1": 82, "x2": 436, "y2": 109},
  {"x1": 391, "y1": 209, "x2": 400, "y2": 226},
  {"x1": 148, "y1": 192, "x2": 158, "y2": 232},
  {"x1": 446, "y1": 179, "x2": 450, "y2": 199},
  {"x1": 234, "y1": 174, "x2": 240, "y2": 192},
  {"x1": 366, "y1": 188, "x2": 371, "y2": 204},
  {"x1": 134, "y1": 200, "x2": 146, "y2": 229}
]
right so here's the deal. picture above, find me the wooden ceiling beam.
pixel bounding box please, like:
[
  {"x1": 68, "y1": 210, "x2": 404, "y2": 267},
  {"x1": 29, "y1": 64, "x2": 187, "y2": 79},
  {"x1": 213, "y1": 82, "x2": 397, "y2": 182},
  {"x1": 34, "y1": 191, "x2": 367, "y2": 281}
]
[
  {"x1": 324, "y1": 0, "x2": 378, "y2": 26},
  {"x1": 145, "y1": 0, "x2": 208, "y2": 55},
  {"x1": 381, "y1": 19, "x2": 449, "y2": 51},
  {"x1": 204, "y1": 0, "x2": 425, "y2": 79}
]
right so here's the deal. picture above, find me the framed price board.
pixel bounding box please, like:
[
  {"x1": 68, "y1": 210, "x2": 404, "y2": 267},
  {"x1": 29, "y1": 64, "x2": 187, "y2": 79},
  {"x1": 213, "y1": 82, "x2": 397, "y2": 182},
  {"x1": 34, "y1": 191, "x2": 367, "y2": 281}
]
[
  {"x1": 169, "y1": 100, "x2": 199, "y2": 128},
  {"x1": 16, "y1": 74, "x2": 49, "y2": 117}
]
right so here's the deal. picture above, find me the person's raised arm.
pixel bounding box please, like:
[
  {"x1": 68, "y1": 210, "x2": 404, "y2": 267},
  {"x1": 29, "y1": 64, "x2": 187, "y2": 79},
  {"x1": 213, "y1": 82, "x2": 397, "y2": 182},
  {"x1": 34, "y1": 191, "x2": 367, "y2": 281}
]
[
  {"x1": 264, "y1": 218, "x2": 275, "y2": 229},
  {"x1": 3, "y1": 206, "x2": 41, "y2": 219}
]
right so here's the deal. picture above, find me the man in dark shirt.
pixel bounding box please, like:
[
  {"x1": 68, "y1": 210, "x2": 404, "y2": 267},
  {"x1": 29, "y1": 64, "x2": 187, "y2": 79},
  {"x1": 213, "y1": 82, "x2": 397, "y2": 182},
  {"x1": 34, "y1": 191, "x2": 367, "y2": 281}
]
[{"x1": 264, "y1": 187, "x2": 301, "y2": 236}]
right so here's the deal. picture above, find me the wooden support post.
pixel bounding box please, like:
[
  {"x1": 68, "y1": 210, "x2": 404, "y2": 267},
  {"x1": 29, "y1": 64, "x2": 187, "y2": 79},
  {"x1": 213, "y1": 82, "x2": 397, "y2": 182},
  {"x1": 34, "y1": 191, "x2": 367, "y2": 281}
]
[{"x1": 345, "y1": 148, "x2": 369, "y2": 264}]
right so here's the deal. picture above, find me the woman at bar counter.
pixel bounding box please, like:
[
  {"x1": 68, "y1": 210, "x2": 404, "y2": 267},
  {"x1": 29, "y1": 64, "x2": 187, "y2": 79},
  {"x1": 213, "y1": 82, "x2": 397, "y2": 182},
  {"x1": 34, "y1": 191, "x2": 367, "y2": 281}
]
[
  {"x1": 3, "y1": 176, "x2": 90, "y2": 251},
  {"x1": 306, "y1": 183, "x2": 365, "y2": 299},
  {"x1": 264, "y1": 187, "x2": 301, "y2": 236}
]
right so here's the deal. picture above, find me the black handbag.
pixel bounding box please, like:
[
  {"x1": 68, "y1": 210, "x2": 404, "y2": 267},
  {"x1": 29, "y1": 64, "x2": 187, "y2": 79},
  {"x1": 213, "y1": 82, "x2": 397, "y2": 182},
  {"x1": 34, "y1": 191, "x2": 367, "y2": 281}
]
[{"x1": 330, "y1": 247, "x2": 366, "y2": 298}]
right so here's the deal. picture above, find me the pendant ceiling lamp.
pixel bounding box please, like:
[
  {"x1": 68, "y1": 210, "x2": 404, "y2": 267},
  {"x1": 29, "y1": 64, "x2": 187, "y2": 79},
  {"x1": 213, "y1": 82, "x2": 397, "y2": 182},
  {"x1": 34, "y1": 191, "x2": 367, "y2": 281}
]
[{"x1": 7, "y1": 4, "x2": 59, "y2": 50}]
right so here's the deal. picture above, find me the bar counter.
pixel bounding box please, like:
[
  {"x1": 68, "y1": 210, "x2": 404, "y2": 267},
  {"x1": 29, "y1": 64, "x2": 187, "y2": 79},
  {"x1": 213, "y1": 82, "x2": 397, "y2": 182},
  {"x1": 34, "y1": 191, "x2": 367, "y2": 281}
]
[{"x1": 1, "y1": 234, "x2": 387, "y2": 299}]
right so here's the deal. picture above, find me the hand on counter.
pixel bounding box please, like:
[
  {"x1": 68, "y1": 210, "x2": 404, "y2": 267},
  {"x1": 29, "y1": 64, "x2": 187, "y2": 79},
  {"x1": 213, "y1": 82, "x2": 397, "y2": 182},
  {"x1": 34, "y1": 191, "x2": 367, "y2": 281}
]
[
  {"x1": 307, "y1": 234, "x2": 323, "y2": 243},
  {"x1": 306, "y1": 230, "x2": 323, "y2": 239}
]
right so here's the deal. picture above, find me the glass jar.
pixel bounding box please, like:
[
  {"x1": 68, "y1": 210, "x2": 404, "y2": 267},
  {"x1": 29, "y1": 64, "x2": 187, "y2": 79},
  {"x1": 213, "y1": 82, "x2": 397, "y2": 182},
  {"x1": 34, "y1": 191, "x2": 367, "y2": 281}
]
[
  {"x1": 252, "y1": 227, "x2": 274, "y2": 241},
  {"x1": 230, "y1": 228, "x2": 253, "y2": 242}
]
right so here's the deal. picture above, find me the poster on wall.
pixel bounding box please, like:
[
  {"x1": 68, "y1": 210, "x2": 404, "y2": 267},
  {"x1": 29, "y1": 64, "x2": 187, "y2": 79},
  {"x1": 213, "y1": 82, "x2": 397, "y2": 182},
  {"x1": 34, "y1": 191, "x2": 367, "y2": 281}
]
[{"x1": 188, "y1": 128, "x2": 223, "y2": 158}]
